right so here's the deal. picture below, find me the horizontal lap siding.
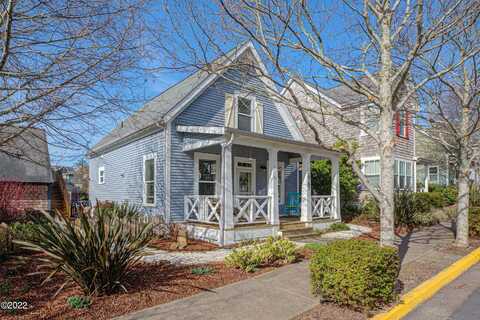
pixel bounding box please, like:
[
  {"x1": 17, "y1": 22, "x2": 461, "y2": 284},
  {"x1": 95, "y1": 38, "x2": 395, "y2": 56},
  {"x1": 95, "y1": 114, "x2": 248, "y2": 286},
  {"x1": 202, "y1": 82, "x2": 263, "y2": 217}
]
[
  {"x1": 170, "y1": 67, "x2": 296, "y2": 221},
  {"x1": 89, "y1": 130, "x2": 165, "y2": 215}
]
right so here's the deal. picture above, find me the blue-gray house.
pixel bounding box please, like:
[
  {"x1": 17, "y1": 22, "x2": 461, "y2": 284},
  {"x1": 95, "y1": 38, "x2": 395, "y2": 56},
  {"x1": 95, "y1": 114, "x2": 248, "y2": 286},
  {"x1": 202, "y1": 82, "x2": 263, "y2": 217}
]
[{"x1": 88, "y1": 42, "x2": 341, "y2": 245}]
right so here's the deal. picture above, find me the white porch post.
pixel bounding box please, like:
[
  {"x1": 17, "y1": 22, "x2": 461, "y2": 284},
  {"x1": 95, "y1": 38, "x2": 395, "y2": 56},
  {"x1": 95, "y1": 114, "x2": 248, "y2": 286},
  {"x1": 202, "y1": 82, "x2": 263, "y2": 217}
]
[
  {"x1": 301, "y1": 153, "x2": 312, "y2": 223},
  {"x1": 331, "y1": 157, "x2": 341, "y2": 220},
  {"x1": 221, "y1": 139, "x2": 235, "y2": 245},
  {"x1": 267, "y1": 148, "x2": 279, "y2": 226}
]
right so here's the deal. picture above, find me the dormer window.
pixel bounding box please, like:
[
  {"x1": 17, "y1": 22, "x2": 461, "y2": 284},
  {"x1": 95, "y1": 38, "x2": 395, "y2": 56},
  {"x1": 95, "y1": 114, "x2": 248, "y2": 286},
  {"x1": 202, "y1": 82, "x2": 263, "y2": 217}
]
[
  {"x1": 225, "y1": 93, "x2": 263, "y2": 134},
  {"x1": 237, "y1": 97, "x2": 253, "y2": 131}
]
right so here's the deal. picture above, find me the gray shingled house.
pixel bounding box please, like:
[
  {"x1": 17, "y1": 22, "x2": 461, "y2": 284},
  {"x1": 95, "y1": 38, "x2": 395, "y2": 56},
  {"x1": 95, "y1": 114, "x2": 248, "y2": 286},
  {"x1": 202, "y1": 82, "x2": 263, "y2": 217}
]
[
  {"x1": 0, "y1": 127, "x2": 64, "y2": 218},
  {"x1": 284, "y1": 79, "x2": 418, "y2": 192}
]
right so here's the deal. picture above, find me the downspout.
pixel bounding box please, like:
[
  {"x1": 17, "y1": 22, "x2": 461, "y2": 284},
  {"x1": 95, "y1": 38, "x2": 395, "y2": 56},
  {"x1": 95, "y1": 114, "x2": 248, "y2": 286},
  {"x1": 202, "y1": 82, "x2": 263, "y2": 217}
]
[{"x1": 219, "y1": 133, "x2": 234, "y2": 246}]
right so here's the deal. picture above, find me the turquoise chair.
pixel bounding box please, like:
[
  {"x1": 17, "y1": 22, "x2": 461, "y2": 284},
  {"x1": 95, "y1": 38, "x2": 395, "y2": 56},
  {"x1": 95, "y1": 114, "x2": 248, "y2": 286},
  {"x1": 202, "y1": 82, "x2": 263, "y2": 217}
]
[{"x1": 285, "y1": 192, "x2": 301, "y2": 215}]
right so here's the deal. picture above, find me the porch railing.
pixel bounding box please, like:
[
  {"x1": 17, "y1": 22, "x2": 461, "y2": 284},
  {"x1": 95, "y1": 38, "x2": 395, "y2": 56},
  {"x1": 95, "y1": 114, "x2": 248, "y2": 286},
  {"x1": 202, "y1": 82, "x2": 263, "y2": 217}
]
[
  {"x1": 234, "y1": 195, "x2": 270, "y2": 224},
  {"x1": 184, "y1": 195, "x2": 221, "y2": 224},
  {"x1": 311, "y1": 195, "x2": 334, "y2": 219}
]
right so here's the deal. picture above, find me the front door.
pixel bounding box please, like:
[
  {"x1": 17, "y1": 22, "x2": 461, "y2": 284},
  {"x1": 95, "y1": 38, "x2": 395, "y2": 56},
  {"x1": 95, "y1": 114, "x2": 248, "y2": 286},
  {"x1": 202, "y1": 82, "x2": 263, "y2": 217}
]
[{"x1": 234, "y1": 157, "x2": 256, "y2": 196}]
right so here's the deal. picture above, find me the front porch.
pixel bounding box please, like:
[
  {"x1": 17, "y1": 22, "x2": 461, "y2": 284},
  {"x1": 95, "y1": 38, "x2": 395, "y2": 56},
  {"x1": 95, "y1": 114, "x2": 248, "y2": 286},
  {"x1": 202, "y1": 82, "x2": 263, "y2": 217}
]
[{"x1": 183, "y1": 128, "x2": 342, "y2": 245}]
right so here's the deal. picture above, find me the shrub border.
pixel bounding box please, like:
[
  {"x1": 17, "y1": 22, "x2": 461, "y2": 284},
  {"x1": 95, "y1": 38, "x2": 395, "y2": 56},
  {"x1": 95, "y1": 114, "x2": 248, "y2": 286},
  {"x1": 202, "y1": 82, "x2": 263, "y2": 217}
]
[{"x1": 372, "y1": 246, "x2": 480, "y2": 320}]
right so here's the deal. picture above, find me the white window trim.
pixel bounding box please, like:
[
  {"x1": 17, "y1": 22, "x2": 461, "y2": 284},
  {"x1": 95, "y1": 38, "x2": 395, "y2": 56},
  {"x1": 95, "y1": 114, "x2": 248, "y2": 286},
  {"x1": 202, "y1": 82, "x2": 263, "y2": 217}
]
[
  {"x1": 98, "y1": 166, "x2": 105, "y2": 184},
  {"x1": 234, "y1": 156, "x2": 257, "y2": 195},
  {"x1": 234, "y1": 93, "x2": 256, "y2": 132},
  {"x1": 278, "y1": 161, "x2": 285, "y2": 205},
  {"x1": 428, "y1": 165, "x2": 439, "y2": 184},
  {"x1": 194, "y1": 152, "x2": 221, "y2": 195},
  {"x1": 143, "y1": 153, "x2": 157, "y2": 207},
  {"x1": 361, "y1": 157, "x2": 381, "y2": 187},
  {"x1": 395, "y1": 158, "x2": 413, "y2": 190}
]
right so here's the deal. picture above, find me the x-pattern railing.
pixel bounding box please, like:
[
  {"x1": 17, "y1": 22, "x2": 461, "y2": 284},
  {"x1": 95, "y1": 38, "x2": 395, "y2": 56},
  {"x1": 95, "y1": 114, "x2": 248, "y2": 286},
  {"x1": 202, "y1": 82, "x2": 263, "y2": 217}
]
[
  {"x1": 312, "y1": 195, "x2": 334, "y2": 218},
  {"x1": 234, "y1": 195, "x2": 270, "y2": 224},
  {"x1": 184, "y1": 195, "x2": 221, "y2": 224}
]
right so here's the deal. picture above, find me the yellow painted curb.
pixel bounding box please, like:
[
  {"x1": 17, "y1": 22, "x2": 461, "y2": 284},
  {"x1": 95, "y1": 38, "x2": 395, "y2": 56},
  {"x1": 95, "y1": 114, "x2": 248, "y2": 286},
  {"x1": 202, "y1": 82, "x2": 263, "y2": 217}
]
[{"x1": 371, "y1": 246, "x2": 480, "y2": 320}]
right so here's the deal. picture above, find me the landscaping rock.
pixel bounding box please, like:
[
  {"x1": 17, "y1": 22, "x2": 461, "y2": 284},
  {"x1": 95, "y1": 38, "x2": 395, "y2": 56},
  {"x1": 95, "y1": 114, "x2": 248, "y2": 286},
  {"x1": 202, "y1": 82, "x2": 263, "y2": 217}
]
[{"x1": 143, "y1": 248, "x2": 232, "y2": 265}]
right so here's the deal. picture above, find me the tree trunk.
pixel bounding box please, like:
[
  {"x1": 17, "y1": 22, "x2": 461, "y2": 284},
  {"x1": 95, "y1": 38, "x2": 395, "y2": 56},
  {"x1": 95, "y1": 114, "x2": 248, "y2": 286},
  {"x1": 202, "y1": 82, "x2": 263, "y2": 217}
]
[
  {"x1": 378, "y1": 11, "x2": 396, "y2": 247},
  {"x1": 379, "y1": 114, "x2": 396, "y2": 247},
  {"x1": 455, "y1": 153, "x2": 470, "y2": 247}
]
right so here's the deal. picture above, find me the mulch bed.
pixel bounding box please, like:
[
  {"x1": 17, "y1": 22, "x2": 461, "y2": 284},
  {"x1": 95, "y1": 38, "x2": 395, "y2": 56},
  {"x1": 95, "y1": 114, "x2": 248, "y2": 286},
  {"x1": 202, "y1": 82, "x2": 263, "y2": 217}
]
[
  {"x1": 148, "y1": 238, "x2": 219, "y2": 251},
  {"x1": 0, "y1": 256, "x2": 270, "y2": 320}
]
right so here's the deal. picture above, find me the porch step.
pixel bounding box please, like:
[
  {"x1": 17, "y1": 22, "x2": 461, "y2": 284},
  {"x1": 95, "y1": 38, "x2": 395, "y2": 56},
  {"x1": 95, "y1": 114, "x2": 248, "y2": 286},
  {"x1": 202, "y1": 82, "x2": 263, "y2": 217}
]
[
  {"x1": 279, "y1": 221, "x2": 308, "y2": 231},
  {"x1": 278, "y1": 227, "x2": 317, "y2": 240}
]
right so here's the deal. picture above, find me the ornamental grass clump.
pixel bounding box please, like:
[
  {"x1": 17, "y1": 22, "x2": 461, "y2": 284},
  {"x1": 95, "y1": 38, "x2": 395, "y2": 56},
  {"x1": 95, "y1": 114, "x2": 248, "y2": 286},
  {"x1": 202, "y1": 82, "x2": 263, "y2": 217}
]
[
  {"x1": 16, "y1": 204, "x2": 153, "y2": 296},
  {"x1": 310, "y1": 239, "x2": 399, "y2": 311}
]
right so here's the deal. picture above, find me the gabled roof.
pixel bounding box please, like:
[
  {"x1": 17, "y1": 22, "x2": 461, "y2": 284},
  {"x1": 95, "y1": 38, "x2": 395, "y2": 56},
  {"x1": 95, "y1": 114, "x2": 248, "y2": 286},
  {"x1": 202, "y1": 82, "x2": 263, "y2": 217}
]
[
  {"x1": 303, "y1": 78, "x2": 373, "y2": 108},
  {"x1": 0, "y1": 127, "x2": 53, "y2": 183},
  {"x1": 90, "y1": 42, "x2": 256, "y2": 154}
]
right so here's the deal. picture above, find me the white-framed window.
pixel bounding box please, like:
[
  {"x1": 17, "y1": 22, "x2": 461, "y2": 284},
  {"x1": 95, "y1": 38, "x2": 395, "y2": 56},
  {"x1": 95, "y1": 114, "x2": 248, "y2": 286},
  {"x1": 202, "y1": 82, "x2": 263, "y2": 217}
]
[
  {"x1": 98, "y1": 166, "x2": 105, "y2": 184},
  {"x1": 236, "y1": 95, "x2": 255, "y2": 132},
  {"x1": 235, "y1": 157, "x2": 256, "y2": 195},
  {"x1": 143, "y1": 154, "x2": 156, "y2": 206},
  {"x1": 428, "y1": 166, "x2": 439, "y2": 184},
  {"x1": 278, "y1": 162, "x2": 285, "y2": 204},
  {"x1": 360, "y1": 104, "x2": 379, "y2": 137},
  {"x1": 362, "y1": 158, "x2": 380, "y2": 188},
  {"x1": 194, "y1": 153, "x2": 220, "y2": 195},
  {"x1": 394, "y1": 159, "x2": 413, "y2": 190}
]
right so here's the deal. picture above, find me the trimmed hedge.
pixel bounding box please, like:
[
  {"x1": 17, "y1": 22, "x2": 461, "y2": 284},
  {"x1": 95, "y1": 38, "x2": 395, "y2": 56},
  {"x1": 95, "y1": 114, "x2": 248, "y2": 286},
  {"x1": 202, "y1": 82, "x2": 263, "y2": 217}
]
[
  {"x1": 310, "y1": 239, "x2": 399, "y2": 310},
  {"x1": 225, "y1": 237, "x2": 297, "y2": 272},
  {"x1": 470, "y1": 208, "x2": 480, "y2": 238}
]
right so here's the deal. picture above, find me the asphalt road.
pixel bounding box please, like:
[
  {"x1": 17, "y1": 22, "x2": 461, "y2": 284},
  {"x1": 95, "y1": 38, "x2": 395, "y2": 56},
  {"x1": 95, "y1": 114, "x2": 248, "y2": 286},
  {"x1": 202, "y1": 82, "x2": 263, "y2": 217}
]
[{"x1": 406, "y1": 263, "x2": 480, "y2": 320}]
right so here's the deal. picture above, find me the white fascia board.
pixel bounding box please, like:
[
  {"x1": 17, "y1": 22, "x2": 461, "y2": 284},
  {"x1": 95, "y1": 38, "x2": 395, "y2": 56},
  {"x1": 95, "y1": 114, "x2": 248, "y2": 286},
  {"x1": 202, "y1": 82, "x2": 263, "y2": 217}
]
[
  {"x1": 183, "y1": 137, "x2": 225, "y2": 152},
  {"x1": 176, "y1": 125, "x2": 225, "y2": 135}
]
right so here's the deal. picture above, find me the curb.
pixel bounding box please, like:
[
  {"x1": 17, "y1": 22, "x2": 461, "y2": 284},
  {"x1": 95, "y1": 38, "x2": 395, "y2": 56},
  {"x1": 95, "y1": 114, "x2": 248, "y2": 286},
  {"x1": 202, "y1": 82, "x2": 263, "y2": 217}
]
[{"x1": 371, "y1": 246, "x2": 480, "y2": 320}]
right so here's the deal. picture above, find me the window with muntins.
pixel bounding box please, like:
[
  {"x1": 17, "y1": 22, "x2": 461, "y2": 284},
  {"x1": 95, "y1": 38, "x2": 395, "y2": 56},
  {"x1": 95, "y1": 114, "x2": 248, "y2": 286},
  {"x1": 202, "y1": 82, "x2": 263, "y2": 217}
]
[
  {"x1": 237, "y1": 97, "x2": 253, "y2": 132},
  {"x1": 394, "y1": 159, "x2": 413, "y2": 190},
  {"x1": 143, "y1": 156, "x2": 156, "y2": 205},
  {"x1": 198, "y1": 159, "x2": 217, "y2": 195},
  {"x1": 429, "y1": 166, "x2": 439, "y2": 184},
  {"x1": 364, "y1": 160, "x2": 380, "y2": 187}
]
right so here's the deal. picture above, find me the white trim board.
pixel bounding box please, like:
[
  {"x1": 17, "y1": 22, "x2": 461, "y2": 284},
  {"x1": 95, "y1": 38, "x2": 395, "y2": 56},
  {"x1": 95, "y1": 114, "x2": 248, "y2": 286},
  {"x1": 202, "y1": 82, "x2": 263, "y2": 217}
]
[
  {"x1": 176, "y1": 126, "x2": 225, "y2": 134},
  {"x1": 142, "y1": 153, "x2": 157, "y2": 207},
  {"x1": 183, "y1": 138, "x2": 225, "y2": 152}
]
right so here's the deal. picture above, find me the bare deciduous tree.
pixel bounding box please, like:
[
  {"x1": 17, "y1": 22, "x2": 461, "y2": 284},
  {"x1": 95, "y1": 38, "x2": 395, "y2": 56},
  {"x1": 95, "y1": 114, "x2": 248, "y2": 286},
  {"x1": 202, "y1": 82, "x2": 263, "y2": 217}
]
[
  {"x1": 153, "y1": 0, "x2": 479, "y2": 246},
  {"x1": 0, "y1": 0, "x2": 149, "y2": 161},
  {"x1": 418, "y1": 19, "x2": 480, "y2": 246}
]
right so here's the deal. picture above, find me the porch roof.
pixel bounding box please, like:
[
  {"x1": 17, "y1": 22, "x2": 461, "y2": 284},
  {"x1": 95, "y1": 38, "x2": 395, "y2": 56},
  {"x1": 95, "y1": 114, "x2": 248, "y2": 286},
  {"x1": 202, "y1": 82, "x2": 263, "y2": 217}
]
[{"x1": 182, "y1": 126, "x2": 343, "y2": 159}]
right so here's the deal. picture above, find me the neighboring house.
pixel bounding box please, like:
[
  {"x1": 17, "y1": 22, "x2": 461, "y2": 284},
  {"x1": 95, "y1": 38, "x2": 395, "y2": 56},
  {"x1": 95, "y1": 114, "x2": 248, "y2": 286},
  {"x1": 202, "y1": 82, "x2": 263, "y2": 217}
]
[
  {"x1": 415, "y1": 129, "x2": 456, "y2": 191},
  {"x1": 88, "y1": 42, "x2": 342, "y2": 245},
  {"x1": 0, "y1": 127, "x2": 64, "y2": 216},
  {"x1": 284, "y1": 80, "x2": 418, "y2": 192},
  {"x1": 54, "y1": 164, "x2": 89, "y2": 201}
]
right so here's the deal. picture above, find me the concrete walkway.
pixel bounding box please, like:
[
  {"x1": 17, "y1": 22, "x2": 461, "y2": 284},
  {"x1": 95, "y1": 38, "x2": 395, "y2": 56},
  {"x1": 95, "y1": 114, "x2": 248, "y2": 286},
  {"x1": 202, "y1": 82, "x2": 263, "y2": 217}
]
[
  {"x1": 118, "y1": 261, "x2": 316, "y2": 320},
  {"x1": 119, "y1": 223, "x2": 470, "y2": 320}
]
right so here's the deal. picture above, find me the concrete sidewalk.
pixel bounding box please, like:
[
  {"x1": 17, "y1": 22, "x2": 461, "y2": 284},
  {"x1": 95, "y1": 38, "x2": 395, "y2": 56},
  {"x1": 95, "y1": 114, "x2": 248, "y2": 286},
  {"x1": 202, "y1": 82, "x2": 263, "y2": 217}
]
[
  {"x1": 118, "y1": 222, "x2": 476, "y2": 320},
  {"x1": 118, "y1": 261, "x2": 316, "y2": 320}
]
